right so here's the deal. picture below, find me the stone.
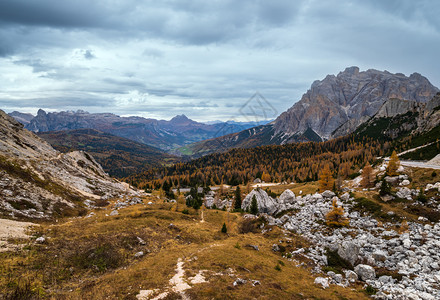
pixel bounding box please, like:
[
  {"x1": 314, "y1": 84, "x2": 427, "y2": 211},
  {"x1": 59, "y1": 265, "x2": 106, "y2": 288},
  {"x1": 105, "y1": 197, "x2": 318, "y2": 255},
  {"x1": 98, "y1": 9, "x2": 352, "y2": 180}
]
[
  {"x1": 321, "y1": 190, "x2": 336, "y2": 198},
  {"x1": 137, "y1": 236, "x2": 146, "y2": 245},
  {"x1": 354, "y1": 264, "x2": 376, "y2": 281},
  {"x1": 400, "y1": 179, "x2": 410, "y2": 186},
  {"x1": 245, "y1": 244, "x2": 259, "y2": 251},
  {"x1": 110, "y1": 210, "x2": 119, "y2": 216},
  {"x1": 35, "y1": 236, "x2": 45, "y2": 243},
  {"x1": 272, "y1": 244, "x2": 280, "y2": 252},
  {"x1": 233, "y1": 278, "x2": 247, "y2": 286},
  {"x1": 134, "y1": 251, "x2": 144, "y2": 258},
  {"x1": 337, "y1": 241, "x2": 359, "y2": 266},
  {"x1": 279, "y1": 189, "x2": 296, "y2": 204},
  {"x1": 344, "y1": 270, "x2": 358, "y2": 283},
  {"x1": 372, "y1": 250, "x2": 388, "y2": 262},
  {"x1": 251, "y1": 280, "x2": 261, "y2": 286},
  {"x1": 314, "y1": 277, "x2": 329, "y2": 289}
]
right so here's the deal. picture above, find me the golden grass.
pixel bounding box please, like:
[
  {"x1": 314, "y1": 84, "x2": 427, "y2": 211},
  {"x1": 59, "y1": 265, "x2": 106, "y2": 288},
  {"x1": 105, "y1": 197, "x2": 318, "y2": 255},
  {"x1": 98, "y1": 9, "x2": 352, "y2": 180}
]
[{"x1": 0, "y1": 194, "x2": 369, "y2": 299}]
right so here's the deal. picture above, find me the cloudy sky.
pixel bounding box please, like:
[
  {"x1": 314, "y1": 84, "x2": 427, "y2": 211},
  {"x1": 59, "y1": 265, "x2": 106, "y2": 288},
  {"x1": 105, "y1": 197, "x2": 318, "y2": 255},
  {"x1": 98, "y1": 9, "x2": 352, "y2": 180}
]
[{"x1": 0, "y1": 0, "x2": 439, "y2": 121}]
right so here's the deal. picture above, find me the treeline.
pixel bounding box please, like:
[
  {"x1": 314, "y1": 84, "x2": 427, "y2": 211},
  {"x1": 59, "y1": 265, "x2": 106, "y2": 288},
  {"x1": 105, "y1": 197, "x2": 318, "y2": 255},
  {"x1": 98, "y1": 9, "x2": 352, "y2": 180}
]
[{"x1": 126, "y1": 135, "x2": 388, "y2": 189}]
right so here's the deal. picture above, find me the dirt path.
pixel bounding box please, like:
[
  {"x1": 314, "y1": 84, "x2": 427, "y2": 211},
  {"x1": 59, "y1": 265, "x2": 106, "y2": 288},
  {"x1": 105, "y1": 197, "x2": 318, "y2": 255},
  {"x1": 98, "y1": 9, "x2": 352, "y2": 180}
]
[{"x1": 0, "y1": 218, "x2": 36, "y2": 252}]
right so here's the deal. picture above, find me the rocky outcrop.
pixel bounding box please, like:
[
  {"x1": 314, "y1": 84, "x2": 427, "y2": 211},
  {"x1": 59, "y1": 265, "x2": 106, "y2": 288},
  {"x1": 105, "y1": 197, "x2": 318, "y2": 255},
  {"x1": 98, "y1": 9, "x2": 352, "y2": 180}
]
[
  {"x1": 275, "y1": 67, "x2": 438, "y2": 140},
  {"x1": 241, "y1": 188, "x2": 278, "y2": 215},
  {"x1": 375, "y1": 98, "x2": 423, "y2": 118},
  {"x1": 0, "y1": 109, "x2": 140, "y2": 219}
]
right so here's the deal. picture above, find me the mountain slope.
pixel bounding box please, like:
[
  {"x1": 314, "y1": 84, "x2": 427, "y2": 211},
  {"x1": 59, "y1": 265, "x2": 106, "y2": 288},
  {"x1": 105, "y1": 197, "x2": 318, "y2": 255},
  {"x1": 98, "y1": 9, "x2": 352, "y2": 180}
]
[
  {"x1": 185, "y1": 67, "x2": 439, "y2": 157},
  {"x1": 37, "y1": 129, "x2": 179, "y2": 178},
  {"x1": 21, "y1": 110, "x2": 267, "y2": 151},
  {"x1": 0, "y1": 109, "x2": 140, "y2": 219}
]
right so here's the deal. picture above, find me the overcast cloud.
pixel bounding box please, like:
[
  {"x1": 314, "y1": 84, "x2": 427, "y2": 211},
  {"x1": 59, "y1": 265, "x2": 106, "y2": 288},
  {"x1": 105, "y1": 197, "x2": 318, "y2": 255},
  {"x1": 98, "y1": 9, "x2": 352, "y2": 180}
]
[{"x1": 0, "y1": 0, "x2": 439, "y2": 121}]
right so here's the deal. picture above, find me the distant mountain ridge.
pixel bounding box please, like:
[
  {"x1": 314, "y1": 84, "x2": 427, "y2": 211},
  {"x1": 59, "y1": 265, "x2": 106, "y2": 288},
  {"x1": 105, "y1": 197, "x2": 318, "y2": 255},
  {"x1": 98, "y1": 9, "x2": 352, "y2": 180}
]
[
  {"x1": 14, "y1": 110, "x2": 269, "y2": 151},
  {"x1": 37, "y1": 129, "x2": 179, "y2": 178},
  {"x1": 184, "y1": 67, "x2": 439, "y2": 157}
]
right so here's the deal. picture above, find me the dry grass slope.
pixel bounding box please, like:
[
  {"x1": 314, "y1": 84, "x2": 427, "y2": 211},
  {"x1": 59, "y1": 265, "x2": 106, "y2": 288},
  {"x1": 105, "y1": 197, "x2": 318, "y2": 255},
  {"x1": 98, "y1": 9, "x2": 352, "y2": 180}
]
[{"x1": 0, "y1": 194, "x2": 369, "y2": 299}]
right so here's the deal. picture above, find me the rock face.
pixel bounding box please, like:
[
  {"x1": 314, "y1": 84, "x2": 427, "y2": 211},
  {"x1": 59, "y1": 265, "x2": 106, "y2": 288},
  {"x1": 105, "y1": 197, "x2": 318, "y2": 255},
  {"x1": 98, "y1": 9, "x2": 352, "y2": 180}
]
[
  {"x1": 0, "y1": 109, "x2": 140, "y2": 219},
  {"x1": 275, "y1": 67, "x2": 438, "y2": 140}
]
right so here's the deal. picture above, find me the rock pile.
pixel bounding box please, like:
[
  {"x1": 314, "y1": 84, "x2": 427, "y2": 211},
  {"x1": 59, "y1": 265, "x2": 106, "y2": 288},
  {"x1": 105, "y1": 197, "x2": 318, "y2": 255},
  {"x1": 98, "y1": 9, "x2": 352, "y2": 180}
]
[{"x1": 251, "y1": 187, "x2": 440, "y2": 299}]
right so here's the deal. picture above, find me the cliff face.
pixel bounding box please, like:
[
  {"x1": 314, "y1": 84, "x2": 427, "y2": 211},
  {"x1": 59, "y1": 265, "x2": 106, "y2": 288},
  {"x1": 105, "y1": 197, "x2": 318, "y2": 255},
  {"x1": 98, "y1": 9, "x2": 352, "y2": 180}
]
[
  {"x1": 274, "y1": 67, "x2": 439, "y2": 139},
  {"x1": 0, "y1": 109, "x2": 139, "y2": 219}
]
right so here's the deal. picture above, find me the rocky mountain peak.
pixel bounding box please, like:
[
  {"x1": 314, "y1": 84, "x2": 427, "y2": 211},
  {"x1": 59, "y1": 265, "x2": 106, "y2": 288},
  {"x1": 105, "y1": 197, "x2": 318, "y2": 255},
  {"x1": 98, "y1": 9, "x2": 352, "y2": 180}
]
[{"x1": 274, "y1": 67, "x2": 439, "y2": 140}]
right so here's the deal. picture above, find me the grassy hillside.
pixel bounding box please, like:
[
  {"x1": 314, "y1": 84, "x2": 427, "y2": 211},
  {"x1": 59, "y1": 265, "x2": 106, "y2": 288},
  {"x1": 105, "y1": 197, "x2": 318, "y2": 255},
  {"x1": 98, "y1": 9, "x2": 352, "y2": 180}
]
[
  {"x1": 38, "y1": 129, "x2": 179, "y2": 178},
  {"x1": 0, "y1": 193, "x2": 369, "y2": 299}
]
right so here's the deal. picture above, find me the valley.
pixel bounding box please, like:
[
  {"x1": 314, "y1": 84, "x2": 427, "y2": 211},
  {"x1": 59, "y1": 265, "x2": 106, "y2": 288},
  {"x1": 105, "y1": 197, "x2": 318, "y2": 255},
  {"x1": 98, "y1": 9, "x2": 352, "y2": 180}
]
[{"x1": 2, "y1": 67, "x2": 440, "y2": 300}]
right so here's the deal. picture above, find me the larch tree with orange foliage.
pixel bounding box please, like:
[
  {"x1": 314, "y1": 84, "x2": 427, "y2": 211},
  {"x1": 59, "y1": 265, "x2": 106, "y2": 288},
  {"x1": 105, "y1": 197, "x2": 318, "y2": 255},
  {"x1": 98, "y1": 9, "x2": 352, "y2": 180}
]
[
  {"x1": 326, "y1": 199, "x2": 349, "y2": 227},
  {"x1": 319, "y1": 164, "x2": 334, "y2": 192},
  {"x1": 261, "y1": 172, "x2": 271, "y2": 182},
  {"x1": 387, "y1": 150, "x2": 400, "y2": 176},
  {"x1": 361, "y1": 162, "x2": 374, "y2": 188}
]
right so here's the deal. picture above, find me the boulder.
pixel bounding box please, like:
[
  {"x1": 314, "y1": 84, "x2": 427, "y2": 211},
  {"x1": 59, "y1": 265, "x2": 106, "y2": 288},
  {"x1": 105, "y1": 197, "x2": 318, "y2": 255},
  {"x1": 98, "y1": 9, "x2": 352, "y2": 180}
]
[
  {"x1": 337, "y1": 241, "x2": 359, "y2": 266},
  {"x1": 354, "y1": 264, "x2": 376, "y2": 281},
  {"x1": 321, "y1": 190, "x2": 336, "y2": 198},
  {"x1": 396, "y1": 187, "x2": 412, "y2": 200},
  {"x1": 241, "y1": 188, "x2": 278, "y2": 215},
  {"x1": 279, "y1": 189, "x2": 296, "y2": 204},
  {"x1": 400, "y1": 179, "x2": 410, "y2": 186},
  {"x1": 314, "y1": 277, "x2": 329, "y2": 289},
  {"x1": 35, "y1": 236, "x2": 45, "y2": 243},
  {"x1": 344, "y1": 270, "x2": 358, "y2": 283},
  {"x1": 372, "y1": 250, "x2": 388, "y2": 262}
]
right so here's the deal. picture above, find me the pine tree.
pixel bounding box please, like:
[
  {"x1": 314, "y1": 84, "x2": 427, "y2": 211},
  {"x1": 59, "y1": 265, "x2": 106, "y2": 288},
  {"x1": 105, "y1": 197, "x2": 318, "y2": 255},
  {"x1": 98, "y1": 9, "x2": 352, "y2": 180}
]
[
  {"x1": 387, "y1": 150, "x2": 400, "y2": 176},
  {"x1": 361, "y1": 162, "x2": 374, "y2": 188},
  {"x1": 221, "y1": 223, "x2": 227, "y2": 233},
  {"x1": 234, "y1": 186, "x2": 242, "y2": 210},
  {"x1": 250, "y1": 195, "x2": 258, "y2": 215},
  {"x1": 319, "y1": 164, "x2": 334, "y2": 192},
  {"x1": 379, "y1": 178, "x2": 391, "y2": 196},
  {"x1": 325, "y1": 199, "x2": 349, "y2": 227}
]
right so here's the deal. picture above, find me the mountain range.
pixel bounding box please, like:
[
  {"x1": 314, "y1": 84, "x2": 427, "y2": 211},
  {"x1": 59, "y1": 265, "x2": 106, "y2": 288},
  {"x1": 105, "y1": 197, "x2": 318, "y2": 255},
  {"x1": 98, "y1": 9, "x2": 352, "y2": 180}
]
[
  {"x1": 183, "y1": 67, "x2": 439, "y2": 157},
  {"x1": 12, "y1": 110, "x2": 269, "y2": 152},
  {"x1": 37, "y1": 129, "x2": 179, "y2": 178}
]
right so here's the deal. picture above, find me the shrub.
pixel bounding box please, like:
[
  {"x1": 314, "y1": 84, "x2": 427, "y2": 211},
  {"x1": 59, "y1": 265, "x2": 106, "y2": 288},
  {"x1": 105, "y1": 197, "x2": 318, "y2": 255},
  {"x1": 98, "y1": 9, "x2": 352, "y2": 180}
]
[
  {"x1": 365, "y1": 285, "x2": 377, "y2": 295},
  {"x1": 182, "y1": 209, "x2": 189, "y2": 215},
  {"x1": 274, "y1": 264, "x2": 281, "y2": 271},
  {"x1": 354, "y1": 197, "x2": 382, "y2": 215}
]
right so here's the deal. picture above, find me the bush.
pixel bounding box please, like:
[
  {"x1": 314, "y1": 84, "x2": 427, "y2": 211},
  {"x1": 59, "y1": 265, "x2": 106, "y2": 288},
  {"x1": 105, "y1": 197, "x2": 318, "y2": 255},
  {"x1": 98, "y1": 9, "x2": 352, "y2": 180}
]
[
  {"x1": 353, "y1": 197, "x2": 382, "y2": 215},
  {"x1": 365, "y1": 285, "x2": 377, "y2": 295},
  {"x1": 182, "y1": 209, "x2": 189, "y2": 215},
  {"x1": 274, "y1": 264, "x2": 282, "y2": 271}
]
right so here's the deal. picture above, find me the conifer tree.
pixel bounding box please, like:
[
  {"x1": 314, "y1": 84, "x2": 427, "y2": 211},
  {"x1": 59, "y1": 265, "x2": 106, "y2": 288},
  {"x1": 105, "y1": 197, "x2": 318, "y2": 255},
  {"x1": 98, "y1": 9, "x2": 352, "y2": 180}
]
[
  {"x1": 361, "y1": 162, "x2": 374, "y2": 188},
  {"x1": 250, "y1": 195, "x2": 258, "y2": 215},
  {"x1": 234, "y1": 186, "x2": 242, "y2": 210},
  {"x1": 221, "y1": 223, "x2": 227, "y2": 233},
  {"x1": 319, "y1": 164, "x2": 334, "y2": 192},
  {"x1": 325, "y1": 199, "x2": 349, "y2": 227},
  {"x1": 387, "y1": 150, "x2": 400, "y2": 176}
]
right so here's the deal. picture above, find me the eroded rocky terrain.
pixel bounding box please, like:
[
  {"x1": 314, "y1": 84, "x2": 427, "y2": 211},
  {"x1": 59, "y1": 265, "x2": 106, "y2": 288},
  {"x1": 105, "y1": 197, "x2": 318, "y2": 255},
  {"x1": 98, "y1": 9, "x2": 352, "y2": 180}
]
[{"x1": 0, "y1": 109, "x2": 140, "y2": 219}]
